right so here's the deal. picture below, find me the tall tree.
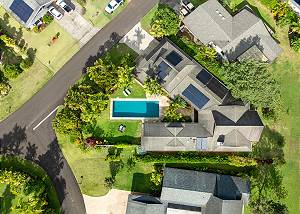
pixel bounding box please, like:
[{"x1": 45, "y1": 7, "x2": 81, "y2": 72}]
[
  {"x1": 150, "y1": 5, "x2": 180, "y2": 38},
  {"x1": 87, "y1": 58, "x2": 118, "y2": 94},
  {"x1": 221, "y1": 60, "x2": 280, "y2": 110}
]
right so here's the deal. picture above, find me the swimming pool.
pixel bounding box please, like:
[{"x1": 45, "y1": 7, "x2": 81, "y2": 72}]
[{"x1": 111, "y1": 99, "x2": 160, "y2": 119}]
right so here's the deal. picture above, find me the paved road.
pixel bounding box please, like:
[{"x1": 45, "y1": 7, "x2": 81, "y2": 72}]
[{"x1": 0, "y1": 0, "x2": 158, "y2": 213}]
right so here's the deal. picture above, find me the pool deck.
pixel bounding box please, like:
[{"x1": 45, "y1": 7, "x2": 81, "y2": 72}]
[{"x1": 110, "y1": 98, "x2": 164, "y2": 120}]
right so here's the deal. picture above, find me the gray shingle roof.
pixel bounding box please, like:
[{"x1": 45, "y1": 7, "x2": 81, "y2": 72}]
[
  {"x1": 126, "y1": 195, "x2": 166, "y2": 214},
  {"x1": 126, "y1": 168, "x2": 250, "y2": 214},
  {"x1": 1, "y1": 0, "x2": 52, "y2": 27},
  {"x1": 183, "y1": 0, "x2": 282, "y2": 62}
]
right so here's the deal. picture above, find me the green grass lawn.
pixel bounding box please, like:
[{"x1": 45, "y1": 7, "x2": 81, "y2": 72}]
[
  {"x1": 140, "y1": 3, "x2": 158, "y2": 33},
  {"x1": 57, "y1": 133, "x2": 154, "y2": 196},
  {"x1": 0, "y1": 7, "x2": 79, "y2": 121},
  {"x1": 83, "y1": 0, "x2": 128, "y2": 27}
]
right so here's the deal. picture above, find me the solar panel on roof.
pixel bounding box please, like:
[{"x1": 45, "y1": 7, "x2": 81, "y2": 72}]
[
  {"x1": 182, "y1": 84, "x2": 209, "y2": 109},
  {"x1": 165, "y1": 51, "x2": 183, "y2": 66},
  {"x1": 206, "y1": 78, "x2": 228, "y2": 99},
  {"x1": 196, "y1": 69, "x2": 212, "y2": 85},
  {"x1": 9, "y1": 0, "x2": 34, "y2": 23},
  {"x1": 157, "y1": 61, "x2": 171, "y2": 80}
]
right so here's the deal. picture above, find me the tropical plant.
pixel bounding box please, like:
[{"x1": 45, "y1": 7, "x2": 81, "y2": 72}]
[
  {"x1": 3, "y1": 64, "x2": 23, "y2": 79},
  {"x1": 291, "y1": 37, "x2": 300, "y2": 52},
  {"x1": 150, "y1": 5, "x2": 180, "y2": 38},
  {"x1": 126, "y1": 156, "x2": 136, "y2": 172},
  {"x1": 221, "y1": 60, "x2": 280, "y2": 110},
  {"x1": 117, "y1": 56, "x2": 135, "y2": 89},
  {"x1": 290, "y1": 19, "x2": 300, "y2": 34},
  {"x1": 144, "y1": 77, "x2": 165, "y2": 95},
  {"x1": 88, "y1": 58, "x2": 118, "y2": 94},
  {"x1": 52, "y1": 107, "x2": 81, "y2": 136},
  {"x1": 0, "y1": 169, "x2": 54, "y2": 213},
  {"x1": 0, "y1": 81, "x2": 11, "y2": 97},
  {"x1": 42, "y1": 14, "x2": 54, "y2": 25}
]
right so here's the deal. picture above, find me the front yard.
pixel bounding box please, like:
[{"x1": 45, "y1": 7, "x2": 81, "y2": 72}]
[
  {"x1": 82, "y1": 0, "x2": 128, "y2": 27},
  {"x1": 0, "y1": 7, "x2": 79, "y2": 121}
]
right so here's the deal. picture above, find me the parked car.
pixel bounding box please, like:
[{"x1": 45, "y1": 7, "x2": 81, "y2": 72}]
[
  {"x1": 48, "y1": 6, "x2": 63, "y2": 20},
  {"x1": 105, "y1": 0, "x2": 124, "y2": 14},
  {"x1": 57, "y1": 0, "x2": 73, "y2": 13}
]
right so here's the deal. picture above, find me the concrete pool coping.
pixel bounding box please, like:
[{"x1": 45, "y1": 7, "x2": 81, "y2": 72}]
[{"x1": 110, "y1": 98, "x2": 161, "y2": 120}]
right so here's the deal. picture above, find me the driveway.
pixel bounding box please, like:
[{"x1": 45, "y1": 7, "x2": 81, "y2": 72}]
[
  {"x1": 55, "y1": 2, "x2": 99, "y2": 46},
  {"x1": 83, "y1": 189, "x2": 131, "y2": 214},
  {"x1": 120, "y1": 22, "x2": 158, "y2": 55},
  {"x1": 0, "y1": 0, "x2": 159, "y2": 213}
]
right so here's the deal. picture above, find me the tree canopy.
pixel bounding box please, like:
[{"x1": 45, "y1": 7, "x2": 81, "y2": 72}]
[
  {"x1": 150, "y1": 5, "x2": 180, "y2": 38},
  {"x1": 221, "y1": 60, "x2": 280, "y2": 110}
]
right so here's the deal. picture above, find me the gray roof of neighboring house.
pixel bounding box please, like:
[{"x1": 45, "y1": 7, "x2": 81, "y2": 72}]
[
  {"x1": 183, "y1": 0, "x2": 282, "y2": 62},
  {"x1": 161, "y1": 168, "x2": 250, "y2": 214},
  {"x1": 126, "y1": 195, "x2": 166, "y2": 214},
  {"x1": 1, "y1": 0, "x2": 52, "y2": 27}
]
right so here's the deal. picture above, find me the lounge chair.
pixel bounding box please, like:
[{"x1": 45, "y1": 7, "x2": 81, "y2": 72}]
[
  {"x1": 125, "y1": 88, "x2": 131, "y2": 95},
  {"x1": 123, "y1": 90, "x2": 128, "y2": 97}
]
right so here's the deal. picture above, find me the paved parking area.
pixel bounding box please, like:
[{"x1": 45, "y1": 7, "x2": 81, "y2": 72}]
[
  {"x1": 120, "y1": 22, "x2": 158, "y2": 55},
  {"x1": 83, "y1": 189, "x2": 131, "y2": 214},
  {"x1": 55, "y1": 2, "x2": 99, "y2": 46}
]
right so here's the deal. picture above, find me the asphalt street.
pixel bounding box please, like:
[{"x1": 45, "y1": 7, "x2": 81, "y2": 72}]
[{"x1": 0, "y1": 0, "x2": 158, "y2": 213}]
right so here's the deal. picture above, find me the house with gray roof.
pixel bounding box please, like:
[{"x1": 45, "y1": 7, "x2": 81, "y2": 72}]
[
  {"x1": 182, "y1": 0, "x2": 282, "y2": 62},
  {"x1": 136, "y1": 39, "x2": 264, "y2": 152},
  {"x1": 0, "y1": 0, "x2": 53, "y2": 28},
  {"x1": 126, "y1": 168, "x2": 250, "y2": 214}
]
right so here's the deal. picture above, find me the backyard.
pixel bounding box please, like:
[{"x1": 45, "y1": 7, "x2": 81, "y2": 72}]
[
  {"x1": 82, "y1": 0, "x2": 128, "y2": 27},
  {"x1": 0, "y1": 7, "x2": 79, "y2": 121}
]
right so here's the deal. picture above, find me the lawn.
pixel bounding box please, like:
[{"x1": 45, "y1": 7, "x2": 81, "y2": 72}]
[
  {"x1": 83, "y1": 0, "x2": 128, "y2": 27},
  {"x1": 140, "y1": 3, "x2": 158, "y2": 33},
  {"x1": 57, "y1": 133, "x2": 154, "y2": 196},
  {"x1": 0, "y1": 7, "x2": 79, "y2": 121}
]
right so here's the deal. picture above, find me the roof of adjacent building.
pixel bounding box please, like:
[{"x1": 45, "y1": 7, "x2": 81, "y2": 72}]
[
  {"x1": 126, "y1": 168, "x2": 250, "y2": 214},
  {"x1": 161, "y1": 168, "x2": 250, "y2": 214},
  {"x1": 1, "y1": 0, "x2": 52, "y2": 27},
  {"x1": 183, "y1": 0, "x2": 282, "y2": 62}
]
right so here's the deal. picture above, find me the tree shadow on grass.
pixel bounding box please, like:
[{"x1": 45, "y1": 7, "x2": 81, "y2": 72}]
[
  {"x1": 84, "y1": 32, "x2": 123, "y2": 73},
  {"x1": 252, "y1": 126, "x2": 285, "y2": 164},
  {"x1": 131, "y1": 173, "x2": 152, "y2": 194}
]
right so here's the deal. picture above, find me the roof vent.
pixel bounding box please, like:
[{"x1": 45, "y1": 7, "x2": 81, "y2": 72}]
[{"x1": 222, "y1": 16, "x2": 225, "y2": 20}]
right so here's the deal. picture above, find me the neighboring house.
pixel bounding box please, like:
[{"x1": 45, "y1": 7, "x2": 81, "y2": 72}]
[
  {"x1": 136, "y1": 39, "x2": 264, "y2": 152},
  {"x1": 182, "y1": 0, "x2": 282, "y2": 62},
  {"x1": 0, "y1": 0, "x2": 53, "y2": 28},
  {"x1": 126, "y1": 168, "x2": 250, "y2": 214}
]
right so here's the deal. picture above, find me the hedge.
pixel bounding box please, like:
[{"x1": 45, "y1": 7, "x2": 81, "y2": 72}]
[{"x1": 135, "y1": 152, "x2": 256, "y2": 167}]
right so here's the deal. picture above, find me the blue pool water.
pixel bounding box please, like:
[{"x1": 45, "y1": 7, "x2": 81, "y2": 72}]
[{"x1": 112, "y1": 100, "x2": 159, "y2": 118}]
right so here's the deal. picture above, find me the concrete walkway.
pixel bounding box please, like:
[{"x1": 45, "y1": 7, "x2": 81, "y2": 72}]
[
  {"x1": 83, "y1": 189, "x2": 131, "y2": 214},
  {"x1": 120, "y1": 22, "x2": 158, "y2": 55}
]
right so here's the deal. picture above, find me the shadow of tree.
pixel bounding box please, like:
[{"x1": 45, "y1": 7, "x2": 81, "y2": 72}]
[
  {"x1": 84, "y1": 32, "x2": 123, "y2": 73},
  {"x1": 131, "y1": 172, "x2": 152, "y2": 194},
  {"x1": 252, "y1": 126, "x2": 285, "y2": 164}
]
